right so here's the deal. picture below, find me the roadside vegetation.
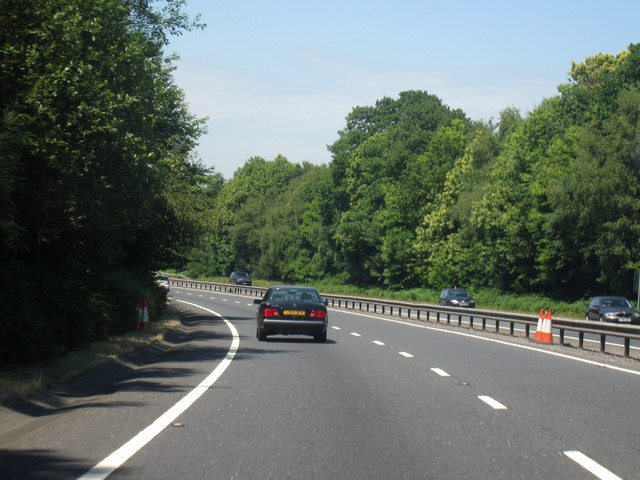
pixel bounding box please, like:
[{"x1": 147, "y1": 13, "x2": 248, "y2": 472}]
[
  {"x1": 2, "y1": 1, "x2": 638, "y2": 368},
  {"x1": 186, "y1": 46, "x2": 640, "y2": 310},
  {"x1": 1, "y1": 1, "x2": 218, "y2": 364}
]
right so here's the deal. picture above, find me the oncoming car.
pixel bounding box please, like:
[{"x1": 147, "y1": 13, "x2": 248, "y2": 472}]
[
  {"x1": 439, "y1": 287, "x2": 475, "y2": 308},
  {"x1": 585, "y1": 296, "x2": 640, "y2": 324},
  {"x1": 229, "y1": 271, "x2": 252, "y2": 286},
  {"x1": 254, "y1": 286, "x2": 328, "y2": 342}
]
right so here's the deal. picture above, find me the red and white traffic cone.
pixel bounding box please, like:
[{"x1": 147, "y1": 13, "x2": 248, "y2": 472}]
[
  {"x1": 136, "y1": 300, "x2": 142, "y2": 330},
  {"x1": 535, "y1": 310, "x2": 553, "y2": 344},
  {"x1": 534, "y1": 309, "x2": 544, "y2": 341},
  {"x1": 142, "y1": 298, "x2": 149, "y2": 328}
]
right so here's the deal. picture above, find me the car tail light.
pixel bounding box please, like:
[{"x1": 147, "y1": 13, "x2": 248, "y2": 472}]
[
  {"x1": 263, "y1": 307, "x2": 280, "y2": 317},
  {"x1": 309, "y1": 309, "x2": 326, "y2": 318}
]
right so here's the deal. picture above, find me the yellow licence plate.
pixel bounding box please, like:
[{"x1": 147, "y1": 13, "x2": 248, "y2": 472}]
[{"x1": 283, "y1": 310, "x2": 305, "y2": 316}]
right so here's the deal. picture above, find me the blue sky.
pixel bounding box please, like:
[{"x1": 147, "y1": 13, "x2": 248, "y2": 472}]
[{"x1": 167, "y1": 0, "x2": 640, "y2": 179}]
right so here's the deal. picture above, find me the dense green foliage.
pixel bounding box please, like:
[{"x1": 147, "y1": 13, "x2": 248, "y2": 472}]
[
  {"x1": 0, "y1": 0, "x2": 212, "y2": 363},
  {"x1": 185, "y1": 45, "x2": 640, "y2": 305}
]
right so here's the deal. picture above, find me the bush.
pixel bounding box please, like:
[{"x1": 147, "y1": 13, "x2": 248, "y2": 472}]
[{"x1": 0, "y1": 267, "x2": 165, "y2": 365}]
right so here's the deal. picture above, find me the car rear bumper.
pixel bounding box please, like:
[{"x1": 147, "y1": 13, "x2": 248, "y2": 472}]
[{"x1": 260, "y1": 318, "x2": 327, "y2": 335}]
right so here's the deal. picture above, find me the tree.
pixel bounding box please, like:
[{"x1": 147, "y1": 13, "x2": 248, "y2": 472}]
[{"x1": 0, "y1": 0, "x2": 206, "y2": 363}]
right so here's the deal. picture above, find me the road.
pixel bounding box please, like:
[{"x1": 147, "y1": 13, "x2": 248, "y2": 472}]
[{"x1": 1, "y1": 286, "x2": 639, "y2": 479}]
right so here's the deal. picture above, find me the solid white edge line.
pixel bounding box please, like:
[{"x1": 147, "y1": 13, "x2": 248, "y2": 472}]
[
  {"x1": 431, "y1": 368, "x2": 450, "y2": 377},
  {"x1": 564, "y1": 451, "x2": 623, "y2": 480},
  {"x1": 478, "y1": 395, "x2": 507, "y2": 410},
  {"x1": 76, "y1": 300, "x2": 239, "y2": 480},
  {"x1": 329, "y1": 309, "x2": 640, "y2": 377}
]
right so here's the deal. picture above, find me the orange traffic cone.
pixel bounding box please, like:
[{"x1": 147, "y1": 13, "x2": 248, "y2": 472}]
[
  {"x1": 534, "y1": 309, "x2": 544, "y2": 339},
  {"x1": 534, "y1": 310, "x2": 553, "y2": 344},
  {"x1": 142, "y1": 298, "x2": 149, "y2": 328},
  {"x1": 136, "y1": 300, "x2": 143, "y2": 330}
]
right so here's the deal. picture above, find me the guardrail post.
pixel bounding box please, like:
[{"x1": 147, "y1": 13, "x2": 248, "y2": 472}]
[
  {"x1": 495, "y1": 319, "x2": 499, "y2": 333},
  {"x1": 624, "y1": 338, "x2": 630, "y2": 357},
  {"x1": 559, "y1": 328, "x2": 565, "y2": 344},
  {"x1": 509, "y1": 322, "x2": 514, "y2": 336},
  {"x1": 600, "y1": 334, "x2": 606, "y2": 352},
  {"x1": 579, "y1": 331, "x2": 584, "y2": 349}
]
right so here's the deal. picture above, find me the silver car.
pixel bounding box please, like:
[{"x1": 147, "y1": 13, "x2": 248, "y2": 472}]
[{"x1": 154, "y1": 275, "x2": 170, "y2": 291}]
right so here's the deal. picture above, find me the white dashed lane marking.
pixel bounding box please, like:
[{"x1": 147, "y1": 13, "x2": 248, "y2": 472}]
[
  {"x1": 478, "y1": 395, "x2": 507, "y2": 410},
  {"x1": 399, "y1": 352, "x2": 414, "y2": 358},
  {"x1": 372, "y1": 340, "x2": 385, "y2": 346},
  {"x1": 350, "y1": 332, "x2": 361, "y2": 337},
  {"x1": 564, "y1": 451, "x2": 623, "y2": 480},
  {"x1": 431, "y1": 368, "x2": 450, "y2": 377}
]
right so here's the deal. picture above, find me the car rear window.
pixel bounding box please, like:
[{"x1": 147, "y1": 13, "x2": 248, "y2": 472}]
[{"x1": 268, "y1": 288, "x2": 321, "y2": 303}]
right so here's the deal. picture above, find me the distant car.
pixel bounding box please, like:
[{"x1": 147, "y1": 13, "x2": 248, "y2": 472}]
[
  {"x1": 439, "y1": 287, "x2": 475, "y2": 308},
  {"x1": 155, "y1": 275, "x2": 170, "y2": 291},
  {"x1": 229, "y1": 271, "x2": 252, "y2": 286},
  {"x1": 254, "y1": 286, "x2": 328, "y2": 342},
  {"x1": 585, "y1": 296, "x2": 640, "y2": 324}
]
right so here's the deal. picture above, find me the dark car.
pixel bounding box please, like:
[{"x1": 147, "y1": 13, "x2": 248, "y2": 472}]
[
  {"x1": 439, "y1": 287, "x2": 476, "y2": 308},
  {"x1": 254, "y1": 286, "x2": 328, "y2": 342},
  {"x1": 229, "y1": 271, "x2": 252, "y2": 286},
  {"x1": 585, "y1": 296, "x2": 640, "y2": 324}
]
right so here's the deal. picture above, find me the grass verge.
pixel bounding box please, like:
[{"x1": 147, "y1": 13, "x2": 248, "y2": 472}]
[{"x1": 0, "y1": 305, "x2": 182, "y2": 404}]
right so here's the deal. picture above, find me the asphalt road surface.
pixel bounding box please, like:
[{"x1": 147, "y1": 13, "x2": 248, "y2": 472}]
[{"x1": 1, "y1": 286, "x2": 639, "y2": 479}]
